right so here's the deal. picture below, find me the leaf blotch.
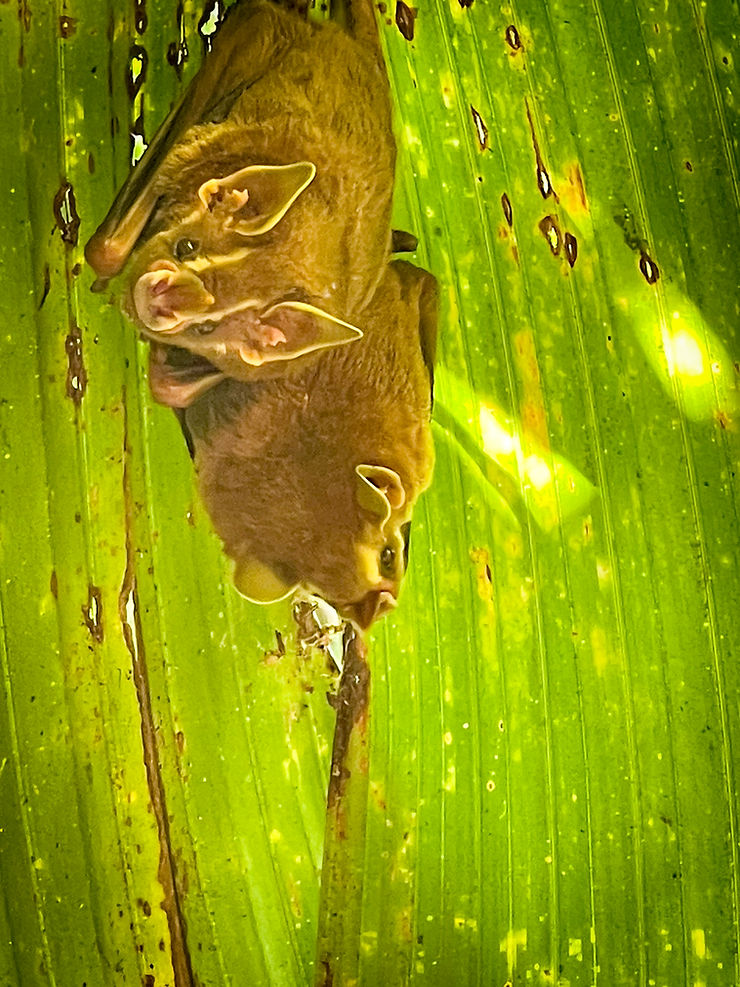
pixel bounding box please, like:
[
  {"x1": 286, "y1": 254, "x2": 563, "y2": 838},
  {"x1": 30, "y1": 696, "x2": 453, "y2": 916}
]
[
  {"x1": 198, "y1": 0, "x2": 224, "y2": 53},
  {"x1": 53, "y1": 181, "x2": 81, "y2": 246},
  {"x1": 134, "y1": 0, "x2": 147, "y2": 34},
  {"x1": 639, "y1": 250, "x2": 660, "y2": 283},
  {"x1": 564, "y1": 231, "x2": 578, "y2": 267},
  {"x1": 83, "y1": 585, "x2": 104, "y2": 643},
  {"x1": 127, "y1": 44, "x2": 148, "y2": 100},
  {"x1": 395, "y1": 1, "x2": 417, "y2": 41},
  {"x1": 59, "y1": 15, "x2": 77, "y2": 37},
  {"x1": 505, "y1": 24, "x2": 521, "y2": 50},
  {"x1": 19, "y1": 0, "x2": 31, "y2": 31},
  {"x1": 538, "y1": 214, "x2": 561, "y2": 255},
  {"x1": 65, "y1": 325, "x2": 87, "y2": 405},
  {"x1": 525, "y1": 102, "x2": 556, "y2": 200},
  {"x1": 39, "y1": 264, "x2": 51, "y2": 309},
  {"x1": 501, "y1": 192, "x2": 513, "y2": 226},
  {"x1": 470, "y1": 105, "x2": 488, "y2": 151},
  {"x1": 167, "y1": 1, "x2": 188, "y2": 78}
]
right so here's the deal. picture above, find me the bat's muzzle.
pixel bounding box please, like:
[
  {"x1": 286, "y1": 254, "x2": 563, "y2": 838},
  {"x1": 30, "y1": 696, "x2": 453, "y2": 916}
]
[{"x1": 344, "y1": 589, "x2": 397, "y2": 630}]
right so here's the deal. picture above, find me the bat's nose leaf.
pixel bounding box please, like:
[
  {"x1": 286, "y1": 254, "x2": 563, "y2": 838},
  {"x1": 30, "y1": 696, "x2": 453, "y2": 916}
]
[{"x1": 134, "y1": 267, "x2": 214, "y2": 332}]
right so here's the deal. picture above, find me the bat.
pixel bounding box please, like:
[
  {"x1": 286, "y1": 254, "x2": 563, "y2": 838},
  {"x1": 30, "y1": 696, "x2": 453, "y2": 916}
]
[
  {"x1": 86, "y1": 0, "x2": 400, "y2": 386},
  {"x1": 86, "y1": 0, "x2": 438, "y2": 628},
  {"x1": 153, "y1": 259, "x2": 437, "y2": 629}
]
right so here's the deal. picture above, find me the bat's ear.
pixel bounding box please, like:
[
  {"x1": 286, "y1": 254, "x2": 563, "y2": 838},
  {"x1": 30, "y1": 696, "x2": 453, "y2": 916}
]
[
  {"x1": 239, "y1": 301, "x2": 362, "y2": 365},
  {"x1": 147, "y1": 344, "x2": 224, "y2": 408},
  {"x1": 233, "y1": 557, "x2": 297, "y2": 604},
  {"x1": 355, "y1": 465, "x2": 406, "y2": 527},
  {"x1": 198, "y1": 161, "x2": 316, "y2": 236}
]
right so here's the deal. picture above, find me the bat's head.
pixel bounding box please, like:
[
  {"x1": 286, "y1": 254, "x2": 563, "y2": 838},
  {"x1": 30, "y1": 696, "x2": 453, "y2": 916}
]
[
  {"x1": 338, "y1": 464, "x2": 414, "y2": 628},
  {"x1": 94, "y1": 161, "x2": 363, "y2": 380},
  {"x1": 226, "y1": 463, "x2": 420, "y2": 631}
]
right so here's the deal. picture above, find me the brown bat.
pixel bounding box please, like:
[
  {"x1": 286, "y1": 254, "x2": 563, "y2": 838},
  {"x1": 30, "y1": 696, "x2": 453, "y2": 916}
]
[
  {"x1": 87, "y1": 0, "x2": 438, "y2": 627},
  {"x1": 86, "y1": 0, "x2": 399, "y2": 387},
  {"x1": 152, "y1": 259, "x2": 437, "y2": 629}
]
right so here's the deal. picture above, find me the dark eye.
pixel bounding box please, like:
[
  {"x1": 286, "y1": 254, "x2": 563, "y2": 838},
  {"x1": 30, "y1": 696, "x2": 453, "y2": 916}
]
[
  {"x1": 174, "y1": 237, "x2": 200, "y2": 260},
  {"x1": 379, "y1": 545, "x2": 396, "y2": 577}
]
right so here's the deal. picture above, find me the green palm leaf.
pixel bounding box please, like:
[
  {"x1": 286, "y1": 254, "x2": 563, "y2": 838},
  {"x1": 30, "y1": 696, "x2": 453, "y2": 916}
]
[{"x1": 1, "y1": 0, "x2": 738, "y2": 984}]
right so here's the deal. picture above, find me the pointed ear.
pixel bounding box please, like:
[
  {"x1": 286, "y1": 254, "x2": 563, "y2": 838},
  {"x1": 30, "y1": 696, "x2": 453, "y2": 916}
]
[
  {"x1": 238, "y1": 301, "x2": 362, "y2": 366},
  {"x1": 197, "y1": 161, "x2": 316, "y2": 236},
  {"x1": 355, "y1": 465, "x2": 406, "y2": 527},
  {"x1": 147, "y1": 344, "x2": 224, "y2": 408},
  {"x1": 233, "y1": 557, "x2": 297, "y2": 604},
  {"x1": 134, "y1": 264, "x2": 215, "y2": 332}
]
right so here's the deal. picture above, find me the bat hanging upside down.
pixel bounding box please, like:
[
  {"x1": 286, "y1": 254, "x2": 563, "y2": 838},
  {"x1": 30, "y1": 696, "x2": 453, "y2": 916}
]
[{"x1": 86, "y1": 0, "x2": 438, "y2": 629}]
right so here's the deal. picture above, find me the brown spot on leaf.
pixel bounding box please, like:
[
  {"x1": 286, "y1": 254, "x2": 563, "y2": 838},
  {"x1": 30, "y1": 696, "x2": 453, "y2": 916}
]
[
  {"x1": 538, "y1": 214, "x2": 561, "y2": 255},
  {"x1": 134, "y1": 0, "x2": 147, "y2": 34},
  {"x1": 65, "y1": 325, "x2": 87, "y2": 405},
  {"x1": 470, "y1": 548, "x2": 493, "y2": 602},
  {"x1": 564, "y1": 231, "x2": 578, "y2": 267},
  {"x1": 458, "y1": 0, "x2": 473, "y2": 8},
  {"x1": 53, "y1": 181, "x2": 81, "y2": 246},
  {"x1": 470, "y1": 105, "x2": 488, "y2": 151},
  {"x1": 59, "y1": 15, "x2": 77, "y2": 37},
  {"x1": 639, "y1": 250, "x2": 660, "y2": 283},
  {"x1": 525, "y1": 102, "x2": 556, "y2": 200},
  {"x1": 395, "y1": 0, "x2": 416, "y2": 40},
  {"x1": 501, "y1": 192, "x2": 513, "y2": 226},
  {"x1": 505, "y1": 24, "x2": 521, "y2": 50},
  {"x1": 83, "y1": 585, "x2": 104, "y2": 643},
  {"x1": 167, "y1": 2, "x2": 188, "y2": 78},
  {"x1": 127, "y1": 44, "x2": 148, "y2": 100},
  {"x1": 561, "y1": 162, "x2": 589, "y2": 214},
  {"x1": 198, "y1": 0, "x2": 223, "y2": 52},
  {"x1": 167, "y1": 40, "x2": 188, "y2": 75},
  {"x1": 50, "y1": 570, "x2": 58, "y2": 599},
  {"x1": 39, "y1": 264, "x2": 51, "y2": 309}
]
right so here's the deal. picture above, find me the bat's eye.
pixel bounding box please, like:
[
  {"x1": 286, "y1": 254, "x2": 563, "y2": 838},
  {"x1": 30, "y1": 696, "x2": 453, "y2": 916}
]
[
  {"x1": 379, "y1": 545, "x2": 396, "y2": 577},
  {"x1": 174, "y1": 238, "x2": 200, "y2": 260}
]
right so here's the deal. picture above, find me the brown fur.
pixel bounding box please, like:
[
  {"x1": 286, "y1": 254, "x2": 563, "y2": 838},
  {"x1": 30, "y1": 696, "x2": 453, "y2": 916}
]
[
  {"x1": 187, "y1": 260, "x2": 436, "y2": 611},
  {"x1": 86, "y1": 0, "x2": 438, "y2": 624}
]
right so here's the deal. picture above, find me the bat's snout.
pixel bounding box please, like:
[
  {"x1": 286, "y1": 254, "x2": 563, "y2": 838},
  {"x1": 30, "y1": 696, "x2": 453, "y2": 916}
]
[
  {"x1": 134, "y1": 263, "x2": 215, "y2": 333},
  {"x1": 344, "y1": 589, "x2": 397, "y2": 630}
]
